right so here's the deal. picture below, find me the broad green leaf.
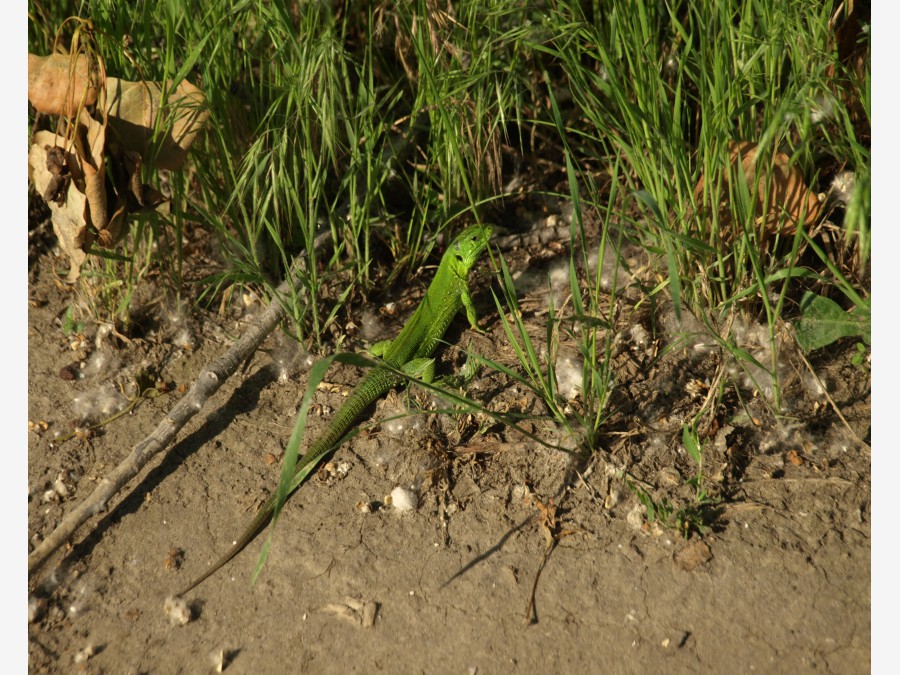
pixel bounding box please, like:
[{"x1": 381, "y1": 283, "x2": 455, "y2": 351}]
[{"x1": 793, "y1": 292, "x2": 871, "y2": 352}]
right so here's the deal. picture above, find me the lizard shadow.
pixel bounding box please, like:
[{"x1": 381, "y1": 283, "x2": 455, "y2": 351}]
[
  {"x1": 439, "y1": 515, "x2": 535, "y2": 589},
  {"x1": 64, "y1": 364, "x2": 280, "y2": 569}
]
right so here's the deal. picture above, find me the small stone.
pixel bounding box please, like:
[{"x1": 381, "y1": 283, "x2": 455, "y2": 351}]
[
  {"x1": 28, "y1": 595, "x2": 46, "y2": 623},
  {"x1": 53, "y1": 472, "x2": 71, "y2": 499},
  {"x1": 604, "y1": 488, "x2": 620, "y2": 510},
  {"x1": 626, "y1": 504, "x2": 645, "y2": 530},
  {"x1": 163, "y1": 595, "x2": 193, "y2": 626},
  {"x1": 511, "y1": 484, "x2": 530, "y2": 502},
  {"x1": 674, "y1": 539, "x2": 713, "y2": 572},
  {"x1": 361, "y1": 601, "x2": 378, "y2": 628},
  {"x1": 211, "y1": 649, "x2": 226, "y2": 673},
  {"x1": 73, "y1": 644, "x2": 95, "y2": 664}
]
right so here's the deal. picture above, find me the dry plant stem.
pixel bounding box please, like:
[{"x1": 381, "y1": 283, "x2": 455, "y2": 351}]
[
  {"x1": 523, "y1": 541, "x2": 555, "y2": 625},
  {"x1": 27, "y1": 232, "x2": 331, "y2": 577},
  {"x1": 53, "y1": 388, "x2": 154, "y2": 443}
]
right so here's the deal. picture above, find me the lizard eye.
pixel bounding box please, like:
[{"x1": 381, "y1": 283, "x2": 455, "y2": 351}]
[{"x1": 454, "y1": 254, "x2": 463, "y2": 262}]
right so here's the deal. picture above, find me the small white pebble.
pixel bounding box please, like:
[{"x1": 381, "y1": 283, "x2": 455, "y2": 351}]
[
  {"x1": 626, "y1": 504, "x2": 645, "y2": 530},
  {"x1": 211, "y1": 649, "x2": 225, "y2": 673},
  {"x1": 73, "y1": 644, "x2": 95, "y2": 664},
  {"x1": 388, "y1": 486, "x2": 418, "y2": 512},
  {"x1": 604, "y1": 488, "x2": 620, "y2": 510},
  {"x1": 163, "y1": 595, "x2": 193, "y2": 626},
  {"x1": 511, "y1": 484, "x2": 530, "y2": 502},
  {"x1": 53, "y1": 472, "x2": 71, "y2": 499},
  {"x1": 28, "y1": 595, "x2": 46, "y2": 623}
]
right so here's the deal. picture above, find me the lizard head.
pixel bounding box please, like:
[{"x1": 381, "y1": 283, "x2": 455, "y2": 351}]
[{"x1": 446, "y1": 224, "x2": 493, "y2": 273}]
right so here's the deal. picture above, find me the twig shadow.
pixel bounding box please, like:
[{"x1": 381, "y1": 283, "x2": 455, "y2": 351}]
[{"x1": 65, "y1": 364, "x2": 280, "y2": 566}]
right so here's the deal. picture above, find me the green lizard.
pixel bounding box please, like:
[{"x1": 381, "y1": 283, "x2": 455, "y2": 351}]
[{"x1": 177, "y1": 224, "x2": 493, "y2": 595}]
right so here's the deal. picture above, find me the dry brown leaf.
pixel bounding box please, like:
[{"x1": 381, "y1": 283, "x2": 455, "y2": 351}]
[
  {"x1": 786, "y1": 449, "x2": 804, "y2": 466},
  {"x1": 28, "y1": 48, "x2": 206, "y2": 278},
  {"x1": 532, "y1": 497, "x2": 558, "y2": 548},
  {"x1": 28, "y1": 53, "x2": 101, "y2": 117},
  {"x1": 75, "y1": 108, "x2": 111, "y2": 242},
  {"x1": 119, "y1": 150, "x2": 166, "y2": 209},
  {"x1": 105, "y1": 78, "x2": 209, "y2": 171},
  {"x1": 40, "y1": 145, "x2": 70, "y2": 205},
  {"x1": 30, "y1": 53, "x2": 209, "y2": 172},
  {"x1": 695, "y1": 140, "x2": 822, "y2": 245},
  {"x1": 28, "y1": 132, "x2": 93, "y2": 282}
]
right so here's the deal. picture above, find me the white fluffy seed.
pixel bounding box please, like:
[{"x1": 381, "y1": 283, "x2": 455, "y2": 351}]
[{"x1": 388, "y1": 486, "x2": 418, "y2": 512}]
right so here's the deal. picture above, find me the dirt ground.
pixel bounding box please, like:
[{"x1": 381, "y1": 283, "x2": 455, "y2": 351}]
[{"x1": 27, "y1": 210, "x2": 870, "y2": 674}]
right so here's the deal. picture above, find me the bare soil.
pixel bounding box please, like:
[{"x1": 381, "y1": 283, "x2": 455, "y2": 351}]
[{"x1": 28, "y1": 213, "x2": 870, "y2": 674}]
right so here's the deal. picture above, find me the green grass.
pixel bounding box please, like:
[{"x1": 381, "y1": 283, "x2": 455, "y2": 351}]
[
  {"x1": 29, "y1": 1, "x2": 869, "y2": 526},
  {"x1": 531, "y1": 0, "x2": 868, "y2": 412}
]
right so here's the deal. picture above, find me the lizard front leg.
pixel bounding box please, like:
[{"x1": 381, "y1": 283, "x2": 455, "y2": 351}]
[{"x1": 460, "y1": 287, "x2": 488, "y2": 334}]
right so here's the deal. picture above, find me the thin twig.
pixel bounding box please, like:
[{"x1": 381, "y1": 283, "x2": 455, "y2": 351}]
[{"x1": 28, "y1": 231, "x2": 331, "y2": 576}]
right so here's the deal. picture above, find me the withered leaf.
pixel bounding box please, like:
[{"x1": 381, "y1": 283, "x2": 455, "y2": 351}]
[
  {"x1": 42, "y1": 146, "x2": 70, "y2": 205},
  {"x1": 105, "y1": 78, "x2": 209, "y2": 171},
  {"x1": 695, "y1": 141, "x2": 822, "y2": 244},
  {"x1": 75, "y1": 108, "x2": 110, "y2": 240},
  {"x1": 28, "y1": 53, "x2": 101, "y2": 118},
  {"x1": 28, "y1": 50, "x2": 207, "y2": 277},
  {"x1": 28, "y1": 132, "x2": 93, "y2": 281}
]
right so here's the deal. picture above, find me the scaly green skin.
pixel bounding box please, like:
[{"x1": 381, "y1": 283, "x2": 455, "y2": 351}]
[{"x1": 177, "y1": 225, "x2": 492, "y2": 595}]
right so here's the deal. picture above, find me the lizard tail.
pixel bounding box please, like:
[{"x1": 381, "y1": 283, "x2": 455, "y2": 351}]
[{"x1": 175, "y1": 493, "x2": 277, "y2": 597}]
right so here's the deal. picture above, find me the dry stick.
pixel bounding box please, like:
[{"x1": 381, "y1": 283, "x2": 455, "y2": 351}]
[{"x1": 28, "y1": 231, "x2": 331, "y2": 576}]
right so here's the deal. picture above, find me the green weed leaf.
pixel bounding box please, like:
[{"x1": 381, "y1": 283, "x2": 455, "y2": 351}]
[
  {"x1": 683, "y1": 424, "x2": 702, "y2": 465},
  {"x1": 253, "y1": 352, "x2": 376, "y2": 583},
  {"x1": 793, "y1": 292, "x2": 870, "y2": 352},
  {"x1": 60, "y1": 306, "x2": 84, "y2": 337}
]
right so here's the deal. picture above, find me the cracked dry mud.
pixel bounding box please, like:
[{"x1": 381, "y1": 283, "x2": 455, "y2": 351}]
[{"x1": 28, "y1": 215, "x2": 870, "y2": 674}]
